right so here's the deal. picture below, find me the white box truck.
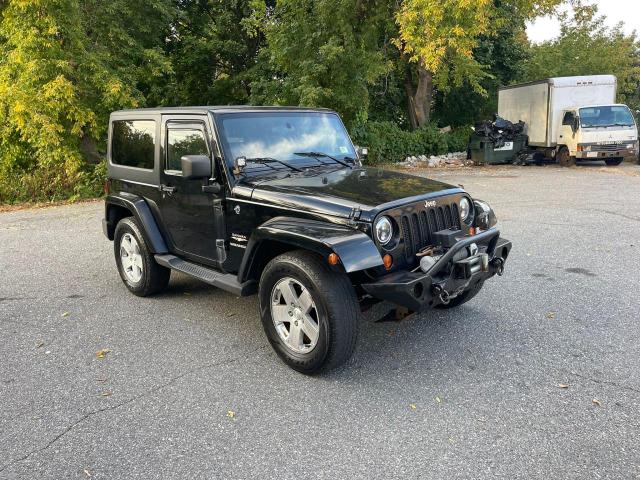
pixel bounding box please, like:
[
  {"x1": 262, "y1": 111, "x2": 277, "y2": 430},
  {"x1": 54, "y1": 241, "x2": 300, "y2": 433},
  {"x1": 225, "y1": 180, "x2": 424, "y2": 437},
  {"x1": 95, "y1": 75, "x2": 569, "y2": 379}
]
[{"x1": 498, "y1": 75, "x2": 638, "y2": 166}]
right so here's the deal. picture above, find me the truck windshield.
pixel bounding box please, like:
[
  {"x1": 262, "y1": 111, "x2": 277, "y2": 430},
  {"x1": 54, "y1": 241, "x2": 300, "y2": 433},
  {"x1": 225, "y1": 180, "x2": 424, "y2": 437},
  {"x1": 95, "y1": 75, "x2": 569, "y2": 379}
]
[
  {"x1": 579, "y1": 106, "x2": 635, "y2": 127},
  {"x1": 216, "y1": 112, "x2": 356, "y2": 169}
]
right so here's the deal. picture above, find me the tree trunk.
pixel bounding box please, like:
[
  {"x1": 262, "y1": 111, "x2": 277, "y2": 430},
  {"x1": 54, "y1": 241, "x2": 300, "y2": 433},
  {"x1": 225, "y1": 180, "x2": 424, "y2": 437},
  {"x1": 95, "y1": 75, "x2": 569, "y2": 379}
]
[{"x1": 405, "y1": 64, "x2": 433, "y2": 129}]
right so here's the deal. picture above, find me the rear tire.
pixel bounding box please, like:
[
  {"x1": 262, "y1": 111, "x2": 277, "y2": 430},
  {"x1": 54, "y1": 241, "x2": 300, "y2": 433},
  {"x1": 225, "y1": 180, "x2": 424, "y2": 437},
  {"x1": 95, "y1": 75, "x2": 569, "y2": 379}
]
[
  {"x1": 556, "y1": 146, "x2": 575, "y2": 167},
  {"x1": 114, "y1": 217, "x2": 171, "y2": 297},
  {"x1": 259, "y1": 250, "x2": 359, "y2": 374},
  {"x1": 435, "y1": 280, "x2": 484, "y2": 309},
  {"x1": 605, "y1": 157, "x2": 623, "y2": 166}
]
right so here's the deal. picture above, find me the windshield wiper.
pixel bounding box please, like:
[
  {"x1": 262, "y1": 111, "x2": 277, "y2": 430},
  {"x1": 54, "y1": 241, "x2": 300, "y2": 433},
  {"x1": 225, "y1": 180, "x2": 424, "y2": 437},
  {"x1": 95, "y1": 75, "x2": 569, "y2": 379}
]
[
  {"x1": 294, "y1": 151, "x2": 353, "y2": 168},
  {"x1": 244, "y1": 157, "x2": 303, "y2": 172}
]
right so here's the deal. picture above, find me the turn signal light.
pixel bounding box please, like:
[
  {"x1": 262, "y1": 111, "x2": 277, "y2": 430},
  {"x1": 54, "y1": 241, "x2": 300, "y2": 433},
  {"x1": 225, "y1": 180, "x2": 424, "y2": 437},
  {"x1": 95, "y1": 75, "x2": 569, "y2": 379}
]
[
  {"x1": 328, "y1": 253, "x2": 340, "y2": 265},
  {"x1": 469, "y1": 227, "x2": 476, "y2": 236},
  {"x1": 383, "y1": 254, "x2": 393, "y2": 270}
]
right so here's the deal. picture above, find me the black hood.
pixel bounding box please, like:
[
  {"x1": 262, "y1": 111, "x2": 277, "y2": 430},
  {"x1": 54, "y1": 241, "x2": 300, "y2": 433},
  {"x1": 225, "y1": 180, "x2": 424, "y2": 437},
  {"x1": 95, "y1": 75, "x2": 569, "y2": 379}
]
[{"x1": 235, "y1": 167, "x2": 463, "y2": 222}]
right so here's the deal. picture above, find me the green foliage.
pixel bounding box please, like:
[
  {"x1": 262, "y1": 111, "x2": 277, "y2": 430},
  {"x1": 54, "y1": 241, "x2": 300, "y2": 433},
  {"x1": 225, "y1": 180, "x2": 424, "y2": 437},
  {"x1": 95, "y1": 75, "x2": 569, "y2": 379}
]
[
  {"x1": 1, "y1": 0, "x2": 639, "y2": 204},
  {"x1": 518, "y1": 5, "x2": 640, "y2": 112},
  {"x1": 164, "y1": 0, "x2": 259, "y2": 105},
  {"x1": 248, "y1": 0, "x2": 392, "y2": 128},
  {"x1": 351, "y1": 122, "x2": 469, "y2": 164},
  {"x1": 0, "y1": 0, "x2": 174, "y2": 203},
  {"x1": 434, "y1": 3, "x2": 530, "y2": 126}
]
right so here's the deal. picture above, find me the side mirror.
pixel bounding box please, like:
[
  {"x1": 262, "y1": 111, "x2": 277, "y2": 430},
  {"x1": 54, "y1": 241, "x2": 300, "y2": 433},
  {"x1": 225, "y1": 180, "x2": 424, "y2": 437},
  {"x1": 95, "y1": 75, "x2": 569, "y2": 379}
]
[
  {"x1": 357, "y1": 146, "x2": 369, "y2": 158},
  {"x1": 181, "y1": 155, "x2": 212, "y2": 180}
]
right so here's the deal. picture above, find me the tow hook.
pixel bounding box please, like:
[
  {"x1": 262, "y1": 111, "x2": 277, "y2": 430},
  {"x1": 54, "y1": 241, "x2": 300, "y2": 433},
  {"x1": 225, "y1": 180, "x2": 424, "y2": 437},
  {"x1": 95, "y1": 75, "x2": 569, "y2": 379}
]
[
  {"x1": 432, "y1": 284, "x2": 450, "y2": 305},
  {"x1": 492, "y1": 258, "x2": 505, "y2": 276}
]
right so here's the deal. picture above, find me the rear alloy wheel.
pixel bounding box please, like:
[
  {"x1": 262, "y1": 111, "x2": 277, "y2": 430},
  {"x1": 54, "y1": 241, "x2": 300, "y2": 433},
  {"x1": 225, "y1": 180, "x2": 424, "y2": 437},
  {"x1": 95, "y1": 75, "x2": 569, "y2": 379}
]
[
  {"x1": 556, "y1": 146, "x2": 575, "y2": 167},
  {"x1": 259, "y1": 250, "x2": 359, "y2": 374},
  {"x1": 605, "y1": 157, "x2": 623, "y2": 166},
  {"x1": 114, "y1": 217, "x2": 171, "y2": 296}
]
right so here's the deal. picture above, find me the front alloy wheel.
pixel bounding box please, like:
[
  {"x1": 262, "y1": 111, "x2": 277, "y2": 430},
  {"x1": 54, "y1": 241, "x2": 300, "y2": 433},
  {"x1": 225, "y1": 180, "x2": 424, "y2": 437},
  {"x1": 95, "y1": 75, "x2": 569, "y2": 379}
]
[
  {"x1": 259, "y1": 250, "x2": 359, "y2": 374},
  {"x1": 271, "y1": 277, "x2": 321, "y2": 354}
]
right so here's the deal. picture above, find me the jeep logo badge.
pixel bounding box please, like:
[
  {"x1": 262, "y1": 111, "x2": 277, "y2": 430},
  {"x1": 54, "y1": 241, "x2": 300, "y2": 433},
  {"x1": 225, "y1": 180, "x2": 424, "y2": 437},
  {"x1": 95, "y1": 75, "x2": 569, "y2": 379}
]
[{"x1": 424, "y1": 200, "x2": 436, "y2": 208}]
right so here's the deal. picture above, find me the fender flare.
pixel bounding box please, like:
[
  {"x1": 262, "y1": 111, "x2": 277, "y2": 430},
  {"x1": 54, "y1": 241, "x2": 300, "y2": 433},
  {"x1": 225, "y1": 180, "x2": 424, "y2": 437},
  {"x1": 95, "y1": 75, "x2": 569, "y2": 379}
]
[
  {"x1": 238, "y1": 216, "x2": 383, "y2": 282},
  {"x1": 104, "y1": 194, "x2": 168, "y2": 253}
]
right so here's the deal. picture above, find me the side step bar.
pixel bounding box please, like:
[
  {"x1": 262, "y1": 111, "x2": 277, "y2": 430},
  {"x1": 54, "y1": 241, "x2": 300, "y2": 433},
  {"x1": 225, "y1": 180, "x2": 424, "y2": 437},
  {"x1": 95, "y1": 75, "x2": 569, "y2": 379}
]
[{"x1": 154, "y1": 254, "x2": 256, "y2": 296}]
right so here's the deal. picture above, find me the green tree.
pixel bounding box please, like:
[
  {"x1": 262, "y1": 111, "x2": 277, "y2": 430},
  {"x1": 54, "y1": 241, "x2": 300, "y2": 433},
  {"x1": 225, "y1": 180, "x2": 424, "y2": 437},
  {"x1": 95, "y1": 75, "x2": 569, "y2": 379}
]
[
  {"x1": 164, "y1": 0, "x2": 262, "y2": 106},
  {"x1": 519, "y1": 4, "x2": 640, "y2": 111},
  {"x1": 0, "y1": 0, "x2": 175, "y2": 202},
  {"x1": 248, "y1": 0, "x2": 392, "y2": 128},
  {"x1": 434, "y1": 3, "x2": 530, "y2": 126},
  {"x1": 394, "y1": 0, "x2": 561, "y2": 127}
]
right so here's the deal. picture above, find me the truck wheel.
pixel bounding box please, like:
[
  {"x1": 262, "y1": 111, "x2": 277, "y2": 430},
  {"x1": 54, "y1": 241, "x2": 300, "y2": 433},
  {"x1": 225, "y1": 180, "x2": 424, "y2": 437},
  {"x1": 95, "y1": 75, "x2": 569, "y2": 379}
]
[
  {"x1": 435, "y1": 280, "x2": 484, "y2": 309},
  {"x1": 605, "y1": 158, "x2": 623, "y2": 166},
  {"x1": 259, "y1": 250, "x2": 359, "y2": 374},
  {"x1": 556, "y1": 146, "x2": 575, "y2": 167},
  {"x1": 114, "y1": 217, "x2": 171, "y2": 297}
]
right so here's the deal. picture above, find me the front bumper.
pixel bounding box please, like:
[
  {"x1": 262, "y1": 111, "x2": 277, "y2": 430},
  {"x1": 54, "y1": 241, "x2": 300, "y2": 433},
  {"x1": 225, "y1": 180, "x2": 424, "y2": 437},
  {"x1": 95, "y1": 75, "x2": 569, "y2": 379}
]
[
  {"x1": 575, "y1": 147, "x2": 637, "y2": 159},
  {"x1": 361, "y1": 228, "x2": 511, "y2": 311}
]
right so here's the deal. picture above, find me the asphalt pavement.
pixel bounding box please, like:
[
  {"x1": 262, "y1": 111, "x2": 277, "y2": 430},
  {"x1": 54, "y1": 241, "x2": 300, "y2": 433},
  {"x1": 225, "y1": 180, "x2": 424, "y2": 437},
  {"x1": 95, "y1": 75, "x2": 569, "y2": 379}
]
[{"x1": 1, "y1": 161, "x2": 639, "y2": 479}]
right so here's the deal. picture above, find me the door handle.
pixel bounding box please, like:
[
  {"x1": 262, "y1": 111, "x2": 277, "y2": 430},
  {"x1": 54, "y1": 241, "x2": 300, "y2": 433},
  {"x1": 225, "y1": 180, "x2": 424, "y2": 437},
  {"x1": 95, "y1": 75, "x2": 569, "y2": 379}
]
[{"x1": 160, "y1": 184, "x2": 176, "y2": 194}]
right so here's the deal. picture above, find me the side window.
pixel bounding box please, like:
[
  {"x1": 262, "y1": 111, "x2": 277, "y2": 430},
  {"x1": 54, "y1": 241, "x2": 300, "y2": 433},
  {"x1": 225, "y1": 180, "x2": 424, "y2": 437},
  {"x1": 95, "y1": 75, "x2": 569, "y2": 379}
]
[
  {"x1": 166, "y1": 126, "x2": 209, "y2": 172},
  {"x1": 111, "y1": 120, "x2": 156, "y2": 169},
  {"x1": 562, "y1": 112, "x2": 575, "y2": 126}
]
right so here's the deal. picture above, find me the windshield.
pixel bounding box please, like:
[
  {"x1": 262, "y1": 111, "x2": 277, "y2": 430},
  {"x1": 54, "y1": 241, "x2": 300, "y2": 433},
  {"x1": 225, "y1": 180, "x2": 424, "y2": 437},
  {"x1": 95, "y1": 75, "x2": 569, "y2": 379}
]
[
  {"x1": 216, "y1": 111, "x2": 356, "y2": 168},
  {"x1": 579, "y1": 105, "x2": 635, "y2": 127}
]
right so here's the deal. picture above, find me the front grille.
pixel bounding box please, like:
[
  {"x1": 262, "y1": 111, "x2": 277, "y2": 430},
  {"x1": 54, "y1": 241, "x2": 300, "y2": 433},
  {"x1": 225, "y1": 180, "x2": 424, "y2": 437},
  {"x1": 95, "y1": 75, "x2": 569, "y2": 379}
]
[
  {"x1": 592, "y1": 144, "x2": 625, "y2": 152},
  {"x1": 400, "y1": 203, "x2": 460, "y2": 261}
]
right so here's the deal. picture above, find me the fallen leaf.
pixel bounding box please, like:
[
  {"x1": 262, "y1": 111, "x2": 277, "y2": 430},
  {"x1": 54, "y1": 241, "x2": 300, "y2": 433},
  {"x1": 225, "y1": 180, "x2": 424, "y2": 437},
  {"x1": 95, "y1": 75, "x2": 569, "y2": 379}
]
[
  {"x1": 95, "y1": 348, "x2": 112, "y2": 359},
  {"x1": 101, "y1": 391, "x2": 112, "y2": 397},
  {"x1": 409, "y1": 403, "x2": 417, "y2": 410},
  {"x1": 61, "y1": 312, "x2": 70, "y2": 318},
  {"x1": 435, "y1": 396, "x2": 442, "y2": 404},
  {"x1": 96, "y1": 377, "x2": 108, "y2": 383},
  {"x1": 546, "y1": 312, "x2": 556, "y2": 319},
  {"x1": 84, "y1": 469, "x2": 92, "y2": 478},
  {"x1": 36, "y1": 342, "x2": 45, "y2": 349},
  {"x1": 448, "y1": 437, "x2": 456, "y2": 444},
  {"x1": 559, "y1": 384, "x2": 569, "y2": 389},
  {"x1": 45, "y1": 350, "x2": 51, "y2": 355},
  {"x1": 592, "y1": 399, "x2": 602, "y2": 407},
  {"x1": 227, "y1": 410, "x2": 236, "y2": 419}
]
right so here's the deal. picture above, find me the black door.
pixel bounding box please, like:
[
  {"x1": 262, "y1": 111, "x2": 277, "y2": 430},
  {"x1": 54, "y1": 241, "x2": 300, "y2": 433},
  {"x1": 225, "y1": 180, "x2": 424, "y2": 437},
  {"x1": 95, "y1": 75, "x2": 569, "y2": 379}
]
[{"x1": 158, "y1": 116, "x2": 220, "y2": 263}]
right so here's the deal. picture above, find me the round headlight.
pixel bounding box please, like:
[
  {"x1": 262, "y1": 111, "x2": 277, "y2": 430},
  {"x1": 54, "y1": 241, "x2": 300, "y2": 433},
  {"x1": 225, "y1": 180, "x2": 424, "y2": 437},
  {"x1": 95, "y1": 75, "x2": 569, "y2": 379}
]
[
  {"x1": 375, "y1": 216, "x2": 393, "y2": 245},
  {"x1": 459, "y1": 197, "x2": 472, "y2": 223}
]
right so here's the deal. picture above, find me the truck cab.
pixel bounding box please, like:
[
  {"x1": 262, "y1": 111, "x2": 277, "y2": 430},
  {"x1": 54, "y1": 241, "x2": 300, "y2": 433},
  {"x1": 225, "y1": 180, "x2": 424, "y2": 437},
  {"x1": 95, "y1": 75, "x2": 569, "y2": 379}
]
[{"x1": 557, "y1": 104, "x2": 638, "y2": 166}]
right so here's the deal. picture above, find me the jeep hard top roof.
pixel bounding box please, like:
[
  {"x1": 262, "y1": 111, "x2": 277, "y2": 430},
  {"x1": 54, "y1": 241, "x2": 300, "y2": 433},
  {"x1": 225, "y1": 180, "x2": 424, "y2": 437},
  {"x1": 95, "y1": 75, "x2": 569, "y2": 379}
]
[{"x1": 111, "y1": 106, "x2": 335, "y2": 116}]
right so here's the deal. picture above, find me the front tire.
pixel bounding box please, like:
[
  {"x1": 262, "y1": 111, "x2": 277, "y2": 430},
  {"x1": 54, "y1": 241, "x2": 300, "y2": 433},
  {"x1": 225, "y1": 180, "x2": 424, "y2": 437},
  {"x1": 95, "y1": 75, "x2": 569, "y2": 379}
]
[
  {"x1": 556, "y1": 146, "x2": 575, "y2": 167},
  {"x1": 114, "y1": 217, "x2": 171, "y2": 296},
  {"x1": 605, "y1": 157, "x2": 623, "y2": 166},
  {"x1": 259, "y1": 251, "x2": 359, "y2": 374}
]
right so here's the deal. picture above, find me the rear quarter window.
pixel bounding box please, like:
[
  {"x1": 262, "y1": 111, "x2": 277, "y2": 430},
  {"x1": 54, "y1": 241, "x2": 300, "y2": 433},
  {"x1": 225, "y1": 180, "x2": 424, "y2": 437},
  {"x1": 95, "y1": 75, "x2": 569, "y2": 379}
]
[{"x1": 111, "y1": 120, "x2": 156, "y2": 169}]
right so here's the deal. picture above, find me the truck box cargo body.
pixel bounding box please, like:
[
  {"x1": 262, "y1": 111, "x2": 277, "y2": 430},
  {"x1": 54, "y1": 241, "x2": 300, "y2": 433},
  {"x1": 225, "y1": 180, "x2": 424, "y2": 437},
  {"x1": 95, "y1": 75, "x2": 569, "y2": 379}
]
[
  {"x1": 498, "y1": 75, "x2": 638, "y2": 166},
  {"x1": 498, "y1": 75, "x2": 617, "y2": 147}
]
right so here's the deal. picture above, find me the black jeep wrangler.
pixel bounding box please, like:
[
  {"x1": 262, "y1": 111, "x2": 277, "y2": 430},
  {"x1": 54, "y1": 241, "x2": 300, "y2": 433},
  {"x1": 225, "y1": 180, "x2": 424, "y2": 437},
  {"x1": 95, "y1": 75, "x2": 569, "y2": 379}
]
[{"x1": 103, "y1": 107, "x2": 511, "y2": 373}]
